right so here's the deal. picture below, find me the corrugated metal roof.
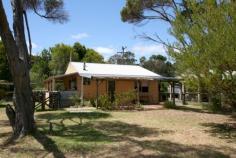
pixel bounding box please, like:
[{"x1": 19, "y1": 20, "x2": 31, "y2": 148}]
[{"x1": 65, "y1": 62, "x2": 164, "y2": 80}]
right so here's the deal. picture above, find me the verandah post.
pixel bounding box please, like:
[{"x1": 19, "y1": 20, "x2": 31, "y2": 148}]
[
  {"x1": 137, "y1": 80, "x2": 140, "y2": 105},
  {"x1": 96, "y1": 79, "x2": 99, "y2": 108},
  {"x1": 80, "y1": 76, "x2": 84, "y2": 106}
]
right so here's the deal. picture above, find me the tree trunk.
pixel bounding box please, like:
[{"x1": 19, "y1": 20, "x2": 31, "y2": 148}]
[{"x1": 0, "y1": 0, "x2": 35, "y2": 138}]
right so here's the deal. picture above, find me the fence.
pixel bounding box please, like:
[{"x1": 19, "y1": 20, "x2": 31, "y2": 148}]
[{"x1": 33, "y1": 90, "x2": 78, "y2": 110}]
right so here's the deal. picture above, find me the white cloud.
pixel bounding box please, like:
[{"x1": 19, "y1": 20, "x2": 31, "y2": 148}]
[
  {"x1": 131, "y1": 44, "x2": 167, "y2": 57},
  {"x1": 94, "y1": 46, "x2": 116, "y2": 60},
  {"x1": 26, "y1": 41, "x2": 38, "y2": 49},
  {"x1": 94, "y1": 46, "x2": 116, "y2": 55},
  {"x1": 71, "y1": 33, "x2": 89, "y2": 40},
  {"x1": 31, "y1": 42, "x2": 38, "y2": 49},
  {"x1": 26, "y1": 41, "x2": 41, "y2": 55}
]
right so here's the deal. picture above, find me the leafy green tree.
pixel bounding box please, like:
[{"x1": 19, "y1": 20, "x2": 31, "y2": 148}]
[
  {"x1": 49, "y1": 43, "x2": 78, "y2": 75},
  {"x1": 108, "y1": 51, "x2": 136, "y2": 65},
  {"x1": 82, "y1": 49, "x2": 104, "y2": 63},
  {"x1": 73, "y1": 42, "x2": 87, "y2": 61},
  {"x1": 0, "y1": 0, "x2": 68, "y2": 138},
  {"x1": 121, "y1": 0, "x2": 236, "y2": 109},
  {"x1": 30, "y1": 49, "x2": 51, "y2": 88},
  {"x1": 140, "y1": 55, "x2": 174, "y2": 77},
  {"x1": 0, "y1": 41, "x2": 11, "y2": 81}
]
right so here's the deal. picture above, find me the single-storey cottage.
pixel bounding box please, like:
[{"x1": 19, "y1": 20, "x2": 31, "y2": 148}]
[{"x1": 44, "y1": 62, "x2": 167, "y2": 104}]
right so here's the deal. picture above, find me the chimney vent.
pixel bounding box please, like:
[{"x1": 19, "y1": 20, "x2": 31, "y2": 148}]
[{"x1": 83, "y1": 62, "x2": 86, "y2": 70}]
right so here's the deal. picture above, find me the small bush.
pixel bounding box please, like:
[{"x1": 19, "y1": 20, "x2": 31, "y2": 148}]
[
  {"x1": 135, "y1": 103, "x2": 144, "y2": 110},
  {"x1": 97, "y1": 91, "x2": 136, "y2": 110},
  {"x1": 202, "y1": 103, "x2": 222, "y2": 112},
  {"x1": 202, "y1": 96, "x2": 222, "y2": 112},
  {"x1": 114, "y1": 91, "x2": 136, "y2": 109},
  {"x1": 97, "y1": 95, "x2": 113, "y2": 110},
  {"x1": 163, "y1": 101, "x2": 176, "y2": 109},
  {"x1": 90, "y1": 99, "x2": 96, "y2": 107},
  {"x1": 70, "y1": 94, "x2": 81, "y2": 107}
]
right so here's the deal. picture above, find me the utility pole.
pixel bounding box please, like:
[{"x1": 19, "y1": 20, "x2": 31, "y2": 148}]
[
  {"x1": 70, "y1": 51, "x2": 72, "y2": 62},
  {"x1": 117, "y1": 46, "x2": 127, "y2": 64}
]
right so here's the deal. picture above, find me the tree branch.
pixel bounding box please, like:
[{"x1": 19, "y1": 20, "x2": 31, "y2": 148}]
[{"x1": 137, "y1": 33, "x2": 181, "y2": 51}]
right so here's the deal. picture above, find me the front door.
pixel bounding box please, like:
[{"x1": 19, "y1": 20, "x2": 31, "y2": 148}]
[{"x1": 108, "y1": 80, "x2": 115, "y2": 101}]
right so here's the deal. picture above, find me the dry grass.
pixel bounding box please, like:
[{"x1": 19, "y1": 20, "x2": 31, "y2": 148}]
[{"x1": 0, "y1": 104, "x2": 235, "y2": 158}]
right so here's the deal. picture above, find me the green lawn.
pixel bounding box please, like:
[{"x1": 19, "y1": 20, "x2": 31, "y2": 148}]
[{"x1": 0, "y1": 104, "x2": 235, "y2": 158}]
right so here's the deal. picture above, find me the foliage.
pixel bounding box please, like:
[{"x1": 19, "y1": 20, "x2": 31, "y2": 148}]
[
  {"x1": 29, "y1": 42, "x2": 105, "y2": 88},
  {"x1": 82, "y1": 49, "x2": 104, "y2": 63},
  {"x1": 73, "y1": 42, "x2": 87, "y2": 61},
  {"x1": 90, "y1": 99, "x2": 96, "y2": 107},
  {"x1": 201, "y1": 101, "x2": 222, "y2": 113},
  {"x1": 70, "y1": 94, "x2": 81, "y2": 107},
  {"x1": 97, "y1": 91, "x2": 136, "y2": 110},
  {"x1": 108, "y1": 51, "x2": 136, "y2": 65},
  {"x1": 97, "y1": 95, "x2": 113, "y2": 110},
  {"x1": 135, "y1": 103, "x2": 144, "y2": 110},
  {"x1": 49, "y1": 43, "x2": 78, "y2": 75},
  {"x1": 114, "y1": 91, "x2": 136, "y2": 109},
  {"x1": 121, "y1": 0, "x2": 236, "y2": 109},
  {"x1": 140, "y1": 54, "x2": 175, "y2": 77},
  {"x1": 0, "y1": 41, "x2": 11, "y2": 81},
  {"x1": 24, "y1": 0, "x2": 68, "y2": 23},
  {"x1": 163, "y1": 101, "x2": 176, "y2": 109},
  {"x1": 30, "y1": 49, "x2": 51, "y2": 88}
]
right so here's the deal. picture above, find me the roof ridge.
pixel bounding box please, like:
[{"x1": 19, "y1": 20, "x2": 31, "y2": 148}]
[{"x1": 70, "y1": 61, "x2": 141, "y2": 67}]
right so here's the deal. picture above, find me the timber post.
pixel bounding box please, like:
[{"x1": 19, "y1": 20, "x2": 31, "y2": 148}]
[
  {"x1": 96, "y1": 79, "x2": 99, "y2": 109},
  {"x1": 172, "y1": 81, "x2": 175, "y2": 105},
  {"x1": 182, "y1": 83, "x2": 186, "y2": 105},
  {"x1": 137, "y1": 80, "x2": 140, "y2": 105},
  {"x1": 80, "y1": 76, "x2": 84, "y2": 106}
]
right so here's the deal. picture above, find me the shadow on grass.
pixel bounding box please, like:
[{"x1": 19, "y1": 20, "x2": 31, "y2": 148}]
[
  {"x1": 176, "y1": 105, "x2": 234, "y2": 116},
  {"x1": 35, "y1": 110, "x2": 235, "y2": 157},
  {"x1": 175, "y1": 105, "x2": 213, "y2": 114},
  {"x1": 33, "y1": 131, "x2": 65, "y2": 158},
  {"x1": 37, "y1": 120, "x2": 234, "y2": 157},
  {"x1": 38, "y1": 121, "x2": 162, "y2": 143},
  {"x1": 125, "y1": 139, "x2": 232, "y2": 158},
  {"x1": 93, "y1": 121, "x2": 173, "y2": 138},
  {"x1": 201, "y1": 122, "x2": 236, "y2": 141},
  {"x1": 37, "y1": 111, "x2": 111, "y2": 121}
]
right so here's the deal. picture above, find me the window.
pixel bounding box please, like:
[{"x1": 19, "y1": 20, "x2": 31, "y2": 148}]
[
  {"x1": 141, "y1": 86, "x2": 149, "y2": 93},
  {"x1": 141, "y1": 81, "x2": 148, "y2": 92},
  {"x1": 134, "y1": 81, "x2": 149, "y2": 93},
  {"x1": 69, "y1": 78, "x2": 77, "y2": 90},
  {"x1": 83, "y1": 78, "x2": 91, "y2": 85}
]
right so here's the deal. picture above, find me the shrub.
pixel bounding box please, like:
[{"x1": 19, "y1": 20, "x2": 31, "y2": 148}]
[
  {"x1": 135, "y1": 103, "x2": 144, "y2": 110},
  {"x1": 70, "y1": 94, "x2": 81, "y2": 107},
  {"x1": 202, "y1": 102, "x2": 222, "y2": 113},
  {"x1": 163, "y1": 101, "x2": 176, "y2": 109},
  {"x1": 90, "y1": 99, "x2": 96, "y2": 107},
  {"x1": 114, "y1": 91, "x2": 136, "y2": 109},
  {"x1": 97, "y1": 91, "x2": 136, "y2": 110},
  {"x1": 97, "y1": 95, "x2": 113, "y2": 110},
  {"x1": 201, "y1": 95, "x2": 222, "y2": 112}
]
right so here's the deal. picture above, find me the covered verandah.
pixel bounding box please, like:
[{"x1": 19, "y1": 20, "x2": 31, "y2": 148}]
[
  {"x1": 158, "y1": 77, "x2": 186, "y2": 105},
  {"x1": 44, "y1": 73, "x2": 162, "y2": 107}
]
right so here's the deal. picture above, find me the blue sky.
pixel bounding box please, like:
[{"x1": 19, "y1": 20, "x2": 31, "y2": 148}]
[{"x1": 3, "y1": 0, "x2": 173, "y2": 60}]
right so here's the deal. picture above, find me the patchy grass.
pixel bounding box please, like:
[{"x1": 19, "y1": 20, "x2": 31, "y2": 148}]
[{"x1": 0, "y1": 104, "x2": 236, "y2": 157}]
